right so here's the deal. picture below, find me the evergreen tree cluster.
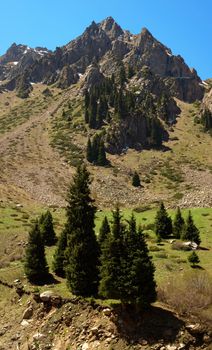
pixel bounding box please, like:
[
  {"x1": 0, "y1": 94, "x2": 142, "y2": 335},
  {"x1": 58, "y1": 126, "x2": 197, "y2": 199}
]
[
  {"x1": 99, "y1": 208, "x2": 156, "y2": 306},
  {"x1": 84, "y1": 73, "x2": 166, "y2": 148},
  {"x1": 201, "y1": 108, "x2": 212, "y2": 133},
  {"x1": 86, "y1": 134, "x2": 108, "y2": 166},
  {"x1": 154, "y1": 203, "x2": 201, "y2": 245},
  {"x1": 51, "y1": 165, "x2": 156, "y2": 307}
]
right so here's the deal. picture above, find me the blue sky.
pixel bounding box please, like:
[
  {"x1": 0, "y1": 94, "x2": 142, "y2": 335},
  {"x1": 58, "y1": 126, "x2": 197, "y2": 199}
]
[{"x1": 0, "y1": 0, "x2": 211, "y2": 79}]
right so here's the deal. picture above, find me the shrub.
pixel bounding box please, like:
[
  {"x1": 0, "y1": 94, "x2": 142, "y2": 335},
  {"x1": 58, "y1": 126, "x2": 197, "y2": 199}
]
[{"x1": 158, "y1": 271, "x2": 212, "y2": 319}]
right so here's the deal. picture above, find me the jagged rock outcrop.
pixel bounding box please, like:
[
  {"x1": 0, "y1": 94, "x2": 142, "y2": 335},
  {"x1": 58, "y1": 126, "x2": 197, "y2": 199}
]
[
  {"x1": 0, "y1": 17, "x2": 204, "y2": 102},
  {"x1": 201, "y1": 83, "x2": 212, "y2": 112}
]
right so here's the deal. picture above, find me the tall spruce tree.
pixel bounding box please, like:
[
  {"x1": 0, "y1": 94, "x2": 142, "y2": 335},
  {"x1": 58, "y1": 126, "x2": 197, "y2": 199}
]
[
  {"x1": 98, "y1": 216, "x2": 110, "y2": 246},
  {"x1": 99, "y1": 206, "x2": 125, "y2": 299},
  {"x1": 97, "y1": 140, "x2": 107, "y2": 166},
  {"x1": 65, "y1": 164, "x2": 99, "y2": 296},
  {"x1": 52, "y1": 227, "x2": 68, "y2": 277},
  {"x1": 86, "y1": 137, "x2": 93, "y2": 163},
  {"x1": 182, "y1": 211, "x2": 201, "y2": 245},
  {"x1": 154, "y1": 202, "x2": 172, "y2": 240},
  {"x1": 24, "y1": 222, "x2": 49, "y2": 283},
  {"x1": 40, "y1": 210, "x2": 57, "y2": 246},
  {"x1": 122, "y1": 215, "x2": 157, "y2": 307},
  {"x1": 173, "y1": 207, "x2": 185, "y2": 239}
]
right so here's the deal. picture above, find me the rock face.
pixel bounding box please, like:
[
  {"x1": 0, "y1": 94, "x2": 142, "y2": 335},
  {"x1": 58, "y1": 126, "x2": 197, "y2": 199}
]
[
  {"x1": 0, "y1": 17, "x2": 204, "y2": 102},
  {"x1": 201, "y1": 83, "x2": 212, "y2": 112}
]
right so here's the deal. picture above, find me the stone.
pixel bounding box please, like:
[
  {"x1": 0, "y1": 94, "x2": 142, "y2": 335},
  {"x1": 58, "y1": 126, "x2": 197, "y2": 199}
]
[
  {"x1": 81, "y1": 342, "x2": 89, "y2": 350},
  {"x1": 40, "y1": 290, "x2": 54, "y2": 302},
  {"x1": 22, "y1": 306, "x2": 33, "y2": 320},
  {"x1": 102, "y1": 308, "x2": 111, "y2": 317},
  {"x1": 33, "y1": 332, "x2": 45, "y2": 341},
  {"x1": 21, "y1": 320, "x2": 30, "y2": 327}
]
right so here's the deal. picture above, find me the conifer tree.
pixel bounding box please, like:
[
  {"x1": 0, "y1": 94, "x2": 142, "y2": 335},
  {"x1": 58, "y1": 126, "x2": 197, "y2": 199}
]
[
  {"x1": 132, "y1": 171, "x2": 141, "y2": 187},
  {"x1": 65, "y1": 164, "x2": 99, "y2": 296},
  {"x1": 98, "y1": 216, "x2": 110, "y2": 245},
  {"x1": 40, "y1": 210, "x2": 57, "y2": 246},
  {"x1": 173, "y1": 207, "x2": 185, "y2": 239},
  {"x1": 188, "y1": 251, "x2": 200, "y2": 267},
  {"x1": 182, "y1": 211, "x2": 201, "y2": 245},
  {"x1": 97, "y1": 140, "x2": 107, "y2": 166},
  {"x1": 123, "y1": 215, "x2": 157, "y2": 306},
  {"x1": 99, "y1": 206, "x2": 125, "y2": 299},
  {"x1": 52, "y1": 227, "x2": 67, "y2": 277},
  {"x1": 86, "y1": 137, "x2": 93, "y2": 163},
  {"x1": 154, "y1": 202, "x2": 172, "y2": 239},
  {"x1": 24, "y1": 222, "x2": 49, "y2": 283}
]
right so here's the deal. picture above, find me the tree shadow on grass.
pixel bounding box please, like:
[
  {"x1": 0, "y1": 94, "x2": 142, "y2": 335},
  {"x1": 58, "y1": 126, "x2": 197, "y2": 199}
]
[
  {"x1": 191, "y1": 265, "x2": 204, "y2": 270},
  {"x1": 111, "y1": 304, "x2": 185, "y2": 345},
  {"x1": 31, "y1": 273, "x2": 60, "y2": 286}
]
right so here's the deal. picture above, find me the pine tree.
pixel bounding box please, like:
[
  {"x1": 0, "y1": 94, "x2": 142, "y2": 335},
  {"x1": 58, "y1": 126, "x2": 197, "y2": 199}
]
[
  {"x1": 188, "y1": 251, "x2": 200, "y2": 267},
  {"x1": 52, "y1": 227, "x2": 67, "y2": 277},
  {"x1": 99, "y1": 206, "x2": 125, "y2": 299},
  {"x1": 99, "y1": 211, "x2": 157, "y2": 307},
  {"x1": 182, "y1": 211, "x2": 201, "y2": 245},
  {"x1": 98, "y1": 216, "x2": 110, "y2": 245},
  {"x1": 86, "y1": 138, "x2": 93, "y2": 163},
  {"x1": 132, "y1": 171, "x2": 141, "y2": 187},
  {"x1": 173, "y1": 207, "x2": 185, "y2": 239},
  {"x1": 97, "y1": 140, "x2": 107, "y2": 166},
  {"x1": 40, "y1": 210, "x2": 57, "y2": 246},
  {"x1": 154, "y1": 202, "x2": 172, "y2": 239},
  {"x1": 123, "y1": 215, "x2": 157, "y2": 307},
  {"x1": 65, "y1": 164, "x2": 99, "y2": 296},
  {"x1": 24, "y1": 222, "x2": 49, "y2": 283}
]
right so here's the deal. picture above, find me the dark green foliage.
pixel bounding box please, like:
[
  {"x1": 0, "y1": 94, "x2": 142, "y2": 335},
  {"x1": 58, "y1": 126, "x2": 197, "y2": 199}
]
[
  {"x1": 97, "y1": 140, "x2": 107, "y2": 166},
  {"x1": 98, "y1": 216, "x2": 110, "y2": 245},
  {"x1": 99, "y1": 209, "x2": 157, "y2": 307},
  {"x1": 201, "y1": 108, "x2": 212, "y2": 133},
  {"x1": 24, "y1": 222, "x2": 49, "y2": 283},
  {"x1": 154, "y1": 202, "x2": 172, "y2": 239},
  {"x1": 149, "y1": 117, "x2": 163, "y2": 147},
  {"x1": 83, "y1": 75, "x2": 167, "y2": 149},
  {"x1": 99, "y1": 206, "x2": 125, "y2": 299},
  {"x1": 173, "y1": 207, "x2": 185, "y2": 239},
  {"x1": 188, "y1": 251, "x2": 200, "y2": 266},
  {"x1": 86, "y1": 135, "x2": 108, "y2": 166},
  {"x1": 157, "y1": 94, "x2": 170, "y2": 123},
  {"x1": 52, "y1": 227, "x2": 67, "y2": 277},
  {"x1": 65, "y1": 164, "x2": 99, "y2": 296},
  {"x1": 122, "y1": 215, "x2": 157, "y2": 306},
  {"x1": 88, "y1": 94, "x2": 97, "y2": 129},
  {"x1": 182, "y1": 211, "x2": 201, "y2": 245},
  {"x1": 86, "y1": 138, "x2": 93, "y2": 163},
  {"x1": 39, "y1": 210, "x2": 57, "y2": 246},
  {"x1": 132, "y1": 171, "x2": 141, "y2": 187}
]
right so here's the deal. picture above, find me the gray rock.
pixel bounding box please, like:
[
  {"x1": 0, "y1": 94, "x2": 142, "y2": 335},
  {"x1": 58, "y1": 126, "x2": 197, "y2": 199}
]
[{"x1": 22, "y1": 306, "x2": 33, "y2": 320}]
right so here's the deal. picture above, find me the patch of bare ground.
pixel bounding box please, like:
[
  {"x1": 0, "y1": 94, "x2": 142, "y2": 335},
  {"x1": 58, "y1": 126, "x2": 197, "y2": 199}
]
[
  {"x1": 0, "y1": 285, "x2": 211, "y2": 350},
  {"x1": 0, "y1": 89, "x2": 74, "y2": 206}
]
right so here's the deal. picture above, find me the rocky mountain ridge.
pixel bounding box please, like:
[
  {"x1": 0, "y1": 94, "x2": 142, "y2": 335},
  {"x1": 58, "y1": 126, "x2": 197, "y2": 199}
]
[{"x1": 0, "y1": 17, "x2": 204, "y2": 102}]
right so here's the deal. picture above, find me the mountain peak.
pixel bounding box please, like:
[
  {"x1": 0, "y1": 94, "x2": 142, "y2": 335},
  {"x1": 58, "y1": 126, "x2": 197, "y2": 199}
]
[
  {"x1": 99, "y1": 16, "x2": 123, "y2": 39},
  {"x1": 140, "y1": 27, "x2": 153, "y2": 38}
]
